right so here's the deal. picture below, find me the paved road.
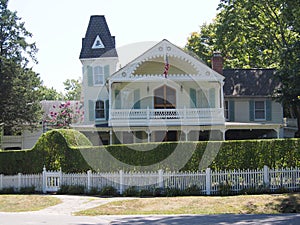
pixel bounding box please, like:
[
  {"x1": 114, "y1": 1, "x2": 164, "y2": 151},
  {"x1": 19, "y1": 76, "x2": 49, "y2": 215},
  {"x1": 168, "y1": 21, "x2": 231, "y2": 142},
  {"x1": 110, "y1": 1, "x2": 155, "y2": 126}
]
[
  {"x1": 0, "y1": 195, "x2": 300, "y2": 225},
  {"x1": 1, "y1": 212, "x2": 300, "y2": 225}
]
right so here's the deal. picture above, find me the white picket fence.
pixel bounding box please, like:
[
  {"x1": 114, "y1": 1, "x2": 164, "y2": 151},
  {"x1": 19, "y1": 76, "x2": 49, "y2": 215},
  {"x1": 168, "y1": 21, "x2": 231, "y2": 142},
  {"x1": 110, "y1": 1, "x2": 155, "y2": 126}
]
[{"x1": 0, "y1": 166, "x2": 300, "y2": 195}]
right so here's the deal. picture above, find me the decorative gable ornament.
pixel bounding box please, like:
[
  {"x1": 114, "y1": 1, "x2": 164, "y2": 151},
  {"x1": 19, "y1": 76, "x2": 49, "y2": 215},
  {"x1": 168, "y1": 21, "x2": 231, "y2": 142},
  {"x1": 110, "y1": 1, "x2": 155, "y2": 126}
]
[{"x1": 92, "y1": 35, "x2": 105, "y2": 49}]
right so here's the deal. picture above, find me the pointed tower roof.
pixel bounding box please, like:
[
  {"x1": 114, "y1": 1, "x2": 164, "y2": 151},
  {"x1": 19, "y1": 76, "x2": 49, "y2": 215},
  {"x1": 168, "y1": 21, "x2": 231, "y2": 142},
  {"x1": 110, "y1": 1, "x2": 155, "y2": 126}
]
[{"x1": 79, "y1": 15, "x2": 118, "y2": 59}]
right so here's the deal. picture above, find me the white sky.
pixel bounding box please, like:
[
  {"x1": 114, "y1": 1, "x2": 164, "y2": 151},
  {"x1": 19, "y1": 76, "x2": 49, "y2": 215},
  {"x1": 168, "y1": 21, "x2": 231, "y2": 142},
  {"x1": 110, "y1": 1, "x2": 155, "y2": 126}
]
[{"x1": 8, "y1": 0, "x2": 220, "y2": 92}]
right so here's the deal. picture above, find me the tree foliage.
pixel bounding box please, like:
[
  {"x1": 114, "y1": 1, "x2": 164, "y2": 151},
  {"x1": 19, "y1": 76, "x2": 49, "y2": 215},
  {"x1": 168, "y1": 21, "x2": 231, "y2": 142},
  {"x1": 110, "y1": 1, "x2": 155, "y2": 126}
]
[
  {"x1": 63, "y1": 78, "x2": 81, "y2": 101},
  {"x1": 186, "y1": 0, "x2": 300, "y2": 136},
  {"x1": 39, "y1": 85, "x2": 63, "y2": 100},
  {"x1": 0, "y1": 0, "x2": 42, "y2": 134}
]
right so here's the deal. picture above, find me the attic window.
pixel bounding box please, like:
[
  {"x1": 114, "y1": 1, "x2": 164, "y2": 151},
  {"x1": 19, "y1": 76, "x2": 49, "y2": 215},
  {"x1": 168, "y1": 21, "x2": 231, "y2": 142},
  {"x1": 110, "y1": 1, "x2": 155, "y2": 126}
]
[{"x1": 92, "y1": 35, "x2": 105, "y2": 49}]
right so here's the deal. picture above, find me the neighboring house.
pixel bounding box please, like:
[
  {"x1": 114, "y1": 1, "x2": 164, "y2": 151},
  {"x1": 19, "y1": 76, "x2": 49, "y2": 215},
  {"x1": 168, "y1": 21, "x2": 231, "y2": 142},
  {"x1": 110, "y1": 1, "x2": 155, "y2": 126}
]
[
  {"x1": 222, "y1": 68, "x2": 283, "y2": 139},
  {"x1": 0, "y1": 100, "x2": 82, "y2": 150},
  {"x1": 75, "y1": 15, "x2": 284, "y2": 145}
]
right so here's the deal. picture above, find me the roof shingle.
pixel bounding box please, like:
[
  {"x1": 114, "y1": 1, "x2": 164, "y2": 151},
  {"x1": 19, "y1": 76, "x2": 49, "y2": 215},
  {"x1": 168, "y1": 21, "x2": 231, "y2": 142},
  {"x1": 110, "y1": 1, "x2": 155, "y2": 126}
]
[
  {"x1": 79, "y1": 15, "x2": 118, "y2": 59},
  {"x1": 223, "y1": 69, "x2": 281, "y2": 97}
]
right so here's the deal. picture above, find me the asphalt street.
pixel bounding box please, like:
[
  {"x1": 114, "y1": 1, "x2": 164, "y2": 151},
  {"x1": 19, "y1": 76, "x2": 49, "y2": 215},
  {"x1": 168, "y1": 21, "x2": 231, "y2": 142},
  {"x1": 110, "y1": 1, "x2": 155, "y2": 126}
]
[
  {"x1": 1, "y1": 212, "x2": 300, "y2": 225},
  {"x1": 0, "y1": 195, "x2": 300, "y2": 225}
]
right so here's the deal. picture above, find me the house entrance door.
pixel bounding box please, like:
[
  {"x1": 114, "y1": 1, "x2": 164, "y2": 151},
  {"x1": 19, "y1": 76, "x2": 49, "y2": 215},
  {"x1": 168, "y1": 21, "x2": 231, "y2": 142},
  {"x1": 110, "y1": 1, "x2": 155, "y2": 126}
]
[{"x1": 154, "y1": 85, "x2": 176, "y2": 109}]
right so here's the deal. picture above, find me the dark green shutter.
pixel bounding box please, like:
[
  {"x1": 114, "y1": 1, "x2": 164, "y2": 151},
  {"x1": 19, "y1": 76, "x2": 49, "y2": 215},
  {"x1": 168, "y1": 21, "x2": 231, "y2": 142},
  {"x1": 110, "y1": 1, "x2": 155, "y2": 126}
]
[
  {"x1": 266, "y1": 100, "x2": 272, "y2": 121},
  {"x1": 104, "y1": 65, "x2": 110, "y2": 79},
  {"x1": 133, "y1": 89, "x2": 140, "y2": 109},
  {"x1": 190, "y1": 88, "x2": 196, "y2": 108},
  {"x1": 114, "y1": 90, "x2": 121, "y2": 109},
  {"x1": 105, "y1": 99, "x2": 109, "y2": 120},
  {"x1": 87, "y1": 66, "x2": 93, "y2": 86},
  {"x1": 229, "y1": 100, "x2": 235, "y2": 121},
  {"x1": 249, "y1": 100, "x2": 254, "y2": 121},
  {"x1": 209, "y1": 88, "x2": 215, "y2": 108},
  {"x1": 88, "y1": 100, "x2": 95, "y2": 121}
]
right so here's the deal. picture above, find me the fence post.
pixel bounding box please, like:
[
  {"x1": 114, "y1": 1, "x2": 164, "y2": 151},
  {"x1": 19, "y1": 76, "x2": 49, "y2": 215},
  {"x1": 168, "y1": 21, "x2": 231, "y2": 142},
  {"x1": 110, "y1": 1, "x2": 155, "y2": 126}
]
[
  {"x1": 158, "y1": 169, "x2": 164, "y2": 189},
  {"x1": 206, "y1": 168, "x2": 211, "y2": 195},
  {"x1": 0, "y1": 174, "x2": 3, "y2": 190},
  {"x1": 119, "y1": 170, "x2": 124, "y2": 195},
  {"x1": 263, "y1": 165, "x2": 269, "y2": 187},
  {"x1": 87, "y1": 170, "x2": 92, "y2": 192},
  {"x1": 18, "y1": 173, "x2": 22, "y2": 191},
  {"x1": 59, "y1": 167, "x2": 62, "y2": 190},
  {"x1": 42, "y1": 166, "x2": 46, "y2": 194}
]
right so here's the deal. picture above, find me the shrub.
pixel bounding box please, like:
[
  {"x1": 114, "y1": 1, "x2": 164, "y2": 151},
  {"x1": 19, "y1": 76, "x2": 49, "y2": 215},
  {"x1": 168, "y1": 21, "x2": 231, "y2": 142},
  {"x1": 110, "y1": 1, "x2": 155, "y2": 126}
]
[
  {"x1": 139, "y1": 188, "x2": 154, "y2": 197},
  {"x1": 217, "y1": 181, "x2": 232, "y2": 196},
  {"x1": 87, "y1": 187, "x2": 100, "y2": 196},
  {"x1": 123, "y1": 186, "x2": 139, "y2": 197},
  {"x1": 153, "y1": 187, "x2": 165, "y2": 197},
  {"x1": 67, "y1": 185, "x2": 85, "y2": 195},
  {"x1": 0, "y1": 187, "x2": 15, "y2": 194},
  {"x1": 19, "y1": 186, "x2": 36, "y2": 194},
  {"x1": 100, "y1": 186, "x2": 119, "y2": 197},
  {"x1": 183, "y1": 184, "x2": 202, "y2": 196},
  {"x1": 165, "y1": 187, "x2": 183, "y2": 197},
  {"x1": 57, "y1": 185, "x2": 85, "y2": 195}
]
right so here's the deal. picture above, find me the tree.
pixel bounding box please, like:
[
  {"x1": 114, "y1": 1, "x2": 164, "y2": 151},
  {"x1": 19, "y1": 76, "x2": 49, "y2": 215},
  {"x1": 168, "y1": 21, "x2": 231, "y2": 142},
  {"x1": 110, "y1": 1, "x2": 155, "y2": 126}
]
[
  {"x1": 0, "y1": 0, "x2": 42, "y2": 134},
  {"x1": 63, "y1": 78, "x2": 81, "y2": 100},
  {"x1": 39, "y1": 85, "x2": 63, "y2": 100},
  {"x1": 186, "y1": 0, "x2": 300, "y2": 136}
]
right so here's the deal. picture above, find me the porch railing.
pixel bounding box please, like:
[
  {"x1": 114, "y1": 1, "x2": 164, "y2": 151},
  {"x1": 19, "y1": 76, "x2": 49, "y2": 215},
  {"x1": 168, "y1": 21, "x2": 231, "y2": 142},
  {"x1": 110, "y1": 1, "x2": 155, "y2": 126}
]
[{"x1": 109, "y1": 108, "x2": 225, "y2": 126}]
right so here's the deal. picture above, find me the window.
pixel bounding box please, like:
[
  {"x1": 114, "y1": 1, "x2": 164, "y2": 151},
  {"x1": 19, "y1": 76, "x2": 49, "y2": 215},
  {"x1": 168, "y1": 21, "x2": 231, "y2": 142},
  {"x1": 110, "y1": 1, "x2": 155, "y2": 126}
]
[
  {"x1": 93, "y1": 66, "x2": 104, "y2": 85},
  {"x1": 254, "y1": 101, "x2": 265, "y2": 120},
  {"x1": 224, "y1": 101, "x2": 229, "y2": 120},
  {"x1": 95, "y1": 100, "x2": 105, "y2": 119},
  {"x1": 197, "y1": 88, "x2": 215, "y2": 108}
]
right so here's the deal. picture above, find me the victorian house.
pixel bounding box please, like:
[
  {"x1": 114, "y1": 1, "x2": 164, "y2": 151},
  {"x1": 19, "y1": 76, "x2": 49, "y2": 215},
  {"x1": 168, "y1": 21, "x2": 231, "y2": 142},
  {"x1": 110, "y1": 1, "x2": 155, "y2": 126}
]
[{"x1": 76, "y1": 15, "x2": 284, "y2": 145}]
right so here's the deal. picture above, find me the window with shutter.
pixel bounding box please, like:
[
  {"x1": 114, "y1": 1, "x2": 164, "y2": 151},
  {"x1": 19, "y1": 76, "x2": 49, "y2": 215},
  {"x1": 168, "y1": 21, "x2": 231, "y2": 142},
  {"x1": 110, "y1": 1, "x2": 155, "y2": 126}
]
[{"x1": 95, "y1": 100, "x2": 105, "y2": 119}]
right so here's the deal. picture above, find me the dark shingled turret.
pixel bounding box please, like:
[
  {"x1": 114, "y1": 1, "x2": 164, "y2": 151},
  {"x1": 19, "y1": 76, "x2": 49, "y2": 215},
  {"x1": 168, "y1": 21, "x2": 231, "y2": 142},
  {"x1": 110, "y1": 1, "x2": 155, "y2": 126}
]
[{"x1": 79, "y1": 15, "x2": 118, "y2": 59}]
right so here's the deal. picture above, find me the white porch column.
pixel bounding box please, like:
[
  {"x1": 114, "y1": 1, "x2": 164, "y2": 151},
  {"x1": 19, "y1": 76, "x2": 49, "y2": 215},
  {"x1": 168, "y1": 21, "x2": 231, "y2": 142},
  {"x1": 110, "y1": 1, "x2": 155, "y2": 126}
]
[
  {"x1": 220, "y1": 81, "x2": 224, "y2": 109},
  {"x1": 275, "y1": 128, "x2": 280, "y2": 139},
  {"x1": 108, "y1": 80, "x2": 112, "y2": 126},
  {"x1": 109, "y1": 130, "x2": 113, "y2": 145},
  {"x1": 182, "y1": 128, "x2": 190, "y2": 141},
  {"x1": 221, "y1": 129, "x2": 226, "y2": 140},
  {"x1": 146, "y1": 130, "x2": 152, "y2": 143}
]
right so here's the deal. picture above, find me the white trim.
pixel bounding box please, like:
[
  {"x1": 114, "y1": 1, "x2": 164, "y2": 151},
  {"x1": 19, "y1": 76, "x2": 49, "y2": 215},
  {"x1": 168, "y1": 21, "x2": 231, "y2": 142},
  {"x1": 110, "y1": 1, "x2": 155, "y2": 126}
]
[{"x1": 92, "y1": 35, "x2": 105, "y2": 49}]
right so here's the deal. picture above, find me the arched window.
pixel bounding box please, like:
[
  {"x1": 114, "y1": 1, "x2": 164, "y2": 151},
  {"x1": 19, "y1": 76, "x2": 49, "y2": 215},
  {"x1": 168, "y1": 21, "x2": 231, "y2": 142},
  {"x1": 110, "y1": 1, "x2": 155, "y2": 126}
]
[{"x1": 154, "y1": 85, "x2": 176, "y2": 109}]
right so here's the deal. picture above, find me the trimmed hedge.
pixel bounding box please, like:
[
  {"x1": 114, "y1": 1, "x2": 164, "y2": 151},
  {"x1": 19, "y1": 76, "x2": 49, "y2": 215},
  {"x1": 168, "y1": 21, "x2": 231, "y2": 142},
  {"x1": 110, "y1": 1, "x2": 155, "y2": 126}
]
[
  {"x1": 0, "y1": 129, "x2": 299, "y2": 175},
  {"x1": 0, "y1": 129, "x2": 93, "y2": 174}
]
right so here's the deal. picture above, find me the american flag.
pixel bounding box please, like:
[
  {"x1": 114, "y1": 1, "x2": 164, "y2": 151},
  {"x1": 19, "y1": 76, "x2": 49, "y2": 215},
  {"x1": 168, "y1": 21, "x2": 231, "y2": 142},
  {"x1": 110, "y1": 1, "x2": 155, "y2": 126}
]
[{"x1": 163, "y1": 54, "x2": 170, "y2": 78}]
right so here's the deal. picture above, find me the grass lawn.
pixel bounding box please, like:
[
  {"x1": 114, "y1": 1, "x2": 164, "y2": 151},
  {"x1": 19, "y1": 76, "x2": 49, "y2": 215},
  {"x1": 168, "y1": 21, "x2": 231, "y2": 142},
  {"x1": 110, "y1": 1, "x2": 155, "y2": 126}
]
[
  {"x1": 0, "y1": 195, "x2": 61, "y2": 212},
  {"x1": 75, "y1": 193, "x2": 300, "y2": 216}
]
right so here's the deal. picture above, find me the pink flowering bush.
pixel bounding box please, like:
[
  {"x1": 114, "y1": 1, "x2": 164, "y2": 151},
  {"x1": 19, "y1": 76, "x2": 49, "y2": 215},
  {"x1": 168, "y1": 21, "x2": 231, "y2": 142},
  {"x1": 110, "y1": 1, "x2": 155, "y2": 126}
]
[{"x1": 47, "y1": 101, "x2": 84, "y2": 129}]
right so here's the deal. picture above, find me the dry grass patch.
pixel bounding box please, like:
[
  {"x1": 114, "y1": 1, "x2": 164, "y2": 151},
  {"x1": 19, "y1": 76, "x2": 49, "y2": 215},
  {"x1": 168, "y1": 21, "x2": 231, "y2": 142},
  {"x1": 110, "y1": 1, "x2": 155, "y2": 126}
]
[
  {"x1": 76, "y1": 193, "x2": 300, "y2": 216},
  {"x1": 0, "y1": 195, "x2": 61, "y2": 212}
]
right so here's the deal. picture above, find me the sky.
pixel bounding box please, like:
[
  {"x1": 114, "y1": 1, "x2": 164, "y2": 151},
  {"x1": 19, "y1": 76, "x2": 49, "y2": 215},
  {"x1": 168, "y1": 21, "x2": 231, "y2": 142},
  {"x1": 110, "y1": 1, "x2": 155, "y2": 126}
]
[{"x1": 8, "y1": 0, "x2": 220, "y2": 93}]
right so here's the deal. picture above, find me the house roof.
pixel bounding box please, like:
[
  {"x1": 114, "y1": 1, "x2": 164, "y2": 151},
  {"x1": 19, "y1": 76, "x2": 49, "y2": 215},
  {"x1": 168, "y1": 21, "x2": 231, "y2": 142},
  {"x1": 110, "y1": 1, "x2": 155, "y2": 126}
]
[
  {"x1": 79, "y1": 15, "x2": 118, "y2": 59},
  {"x1": 223, "y1": 68, "x2": 281, "y2": 97}
]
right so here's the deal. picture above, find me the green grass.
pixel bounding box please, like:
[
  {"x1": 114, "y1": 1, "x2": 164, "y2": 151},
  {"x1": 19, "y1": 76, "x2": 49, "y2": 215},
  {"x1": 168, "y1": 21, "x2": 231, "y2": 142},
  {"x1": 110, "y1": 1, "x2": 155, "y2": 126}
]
[
  {"x1": 0, "y1": 195, "x2": 61, "y2": 212},
  {"x1": 75, "y1": 193, "x2": 300, "y2": 216}
]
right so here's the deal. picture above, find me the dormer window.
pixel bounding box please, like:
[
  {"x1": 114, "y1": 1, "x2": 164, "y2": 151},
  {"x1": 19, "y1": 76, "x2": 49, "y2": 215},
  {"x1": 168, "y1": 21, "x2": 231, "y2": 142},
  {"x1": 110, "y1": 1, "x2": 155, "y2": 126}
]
[{"x1": 92, "y1": 35, "x2": 105, "y2": 49}]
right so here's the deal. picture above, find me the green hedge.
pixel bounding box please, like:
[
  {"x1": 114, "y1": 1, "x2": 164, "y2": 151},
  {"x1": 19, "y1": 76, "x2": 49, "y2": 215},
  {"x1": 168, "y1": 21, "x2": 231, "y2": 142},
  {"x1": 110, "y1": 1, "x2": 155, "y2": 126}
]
[
  {"x1": 0, "y1": 129, "x2": 92, "y2": 174},
  {"x1": 0, "y1": 129, "x2": 299, "y2": 175}
]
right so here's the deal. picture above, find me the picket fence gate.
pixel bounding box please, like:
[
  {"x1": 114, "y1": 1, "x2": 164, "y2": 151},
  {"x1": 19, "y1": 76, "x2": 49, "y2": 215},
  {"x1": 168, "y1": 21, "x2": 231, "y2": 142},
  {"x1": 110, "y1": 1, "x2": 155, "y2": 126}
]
[{"x1": 0, "y1": 166, "x2": 300, "y2": 195}]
